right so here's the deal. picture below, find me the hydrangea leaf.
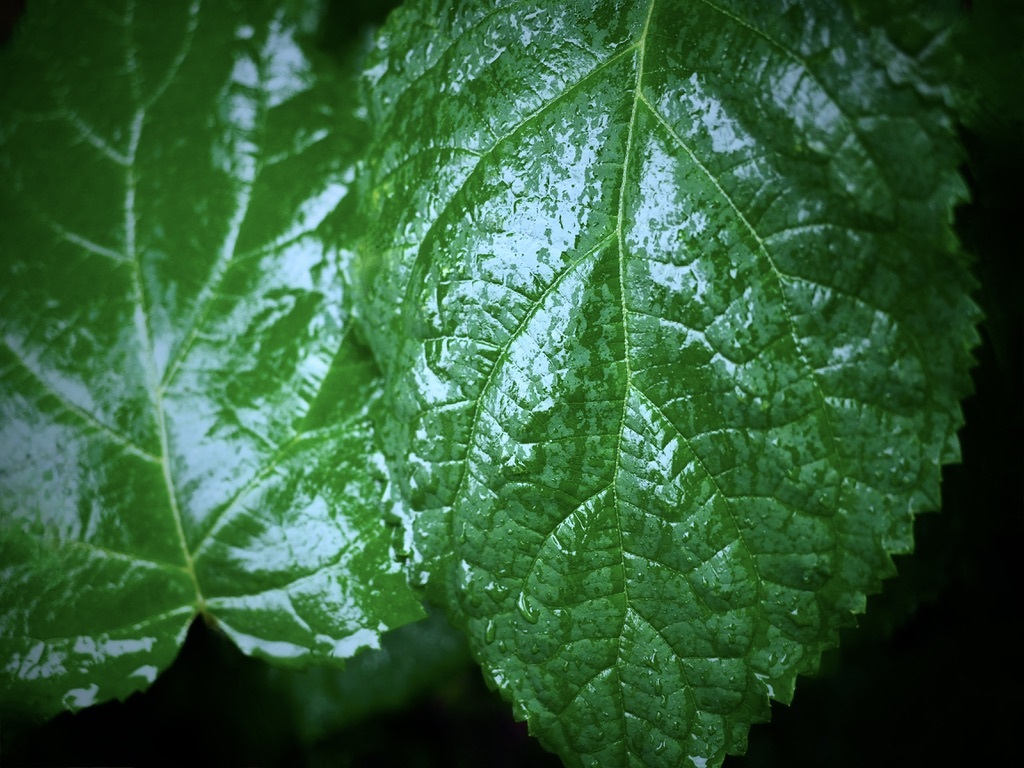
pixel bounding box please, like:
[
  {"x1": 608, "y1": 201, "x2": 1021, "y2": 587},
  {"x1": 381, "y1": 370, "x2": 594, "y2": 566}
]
[
  {"x1": 0, "y1": 0, "x2": 423, "y2": 719},
  {"x1": 356, "y1": 1, "x2": 978, "y2": 766}
]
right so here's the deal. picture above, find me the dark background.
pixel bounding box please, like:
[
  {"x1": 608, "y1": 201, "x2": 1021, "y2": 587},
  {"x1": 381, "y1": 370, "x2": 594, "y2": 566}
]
[{"x1": 2, "y1": 1, "x2": 1020, "y2": 765}]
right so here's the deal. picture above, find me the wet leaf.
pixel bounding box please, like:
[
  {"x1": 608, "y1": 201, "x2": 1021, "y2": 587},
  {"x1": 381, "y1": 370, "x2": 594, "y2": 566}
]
[
  {"x1": 0, "y1": 0, "x2": 423, "y2": 718},
  {"x1": 356, "y1": 1, "x2": 978, "y2": 766}
]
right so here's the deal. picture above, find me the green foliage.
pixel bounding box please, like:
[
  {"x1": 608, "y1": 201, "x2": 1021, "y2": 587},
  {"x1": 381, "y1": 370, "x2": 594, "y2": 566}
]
[
  {"x1": 355, "y1": 2, "x2": 976, "y2": 765},
  {"x1": 0, "y1": 0, "x2": 423, "y2": 719},
  {"x1": 0, "y1": 1, "x2": 1000, "y2": 766}
]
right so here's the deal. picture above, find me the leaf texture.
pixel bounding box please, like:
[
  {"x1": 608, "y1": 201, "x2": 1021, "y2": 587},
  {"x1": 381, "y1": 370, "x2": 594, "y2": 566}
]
[
  {"x1": 0, "y1": 0, "x2": 422, "y2": 717},
  {"x1": 356, "y1": 1, "x2": 978, "y2": 765}
]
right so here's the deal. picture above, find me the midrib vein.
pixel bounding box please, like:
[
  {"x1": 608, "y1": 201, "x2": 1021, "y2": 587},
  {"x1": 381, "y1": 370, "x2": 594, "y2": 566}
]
[
  {"x1": 123, "y1": 109, "x2": 203, "y2": 610},
  {"x1": 125, "y1": 113, "x2": 203, "y2": 608},
  {"x1": 610, "y1": 0, "x2": 655, "y2": 756}
]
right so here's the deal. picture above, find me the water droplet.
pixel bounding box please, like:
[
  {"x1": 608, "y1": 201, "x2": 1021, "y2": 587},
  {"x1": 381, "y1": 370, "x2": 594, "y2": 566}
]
[
  {"x1": 498, "y1": 640, "x2": 508, "y2": 653},
  {"x1": 517, "y1": 592, "x2": 540, "y2": 624},
  {"x1": 484, "y1": 620, "x2": 497, "y2": 645},
  {"x1": 485, "y1": 580, "x2": 507, "y2": 599},
  {"x1": 655, "y1": 740, "x2": 667, "y2": 755},
  {"x1": 654, "y1": 677, "x2": 663, "y2": 695},
  {"x1": 655, "y1": 711, "x2": 663, "y2": 724},
  {"x1": 458, "y1": 522, "x2": 468, "y2": 544}
]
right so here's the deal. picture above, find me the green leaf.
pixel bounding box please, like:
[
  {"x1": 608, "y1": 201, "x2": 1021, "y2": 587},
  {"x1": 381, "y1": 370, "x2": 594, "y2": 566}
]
[
  {"x1": 0, "y1": 0, "x2": 423, "y2": 718},
  {"x1": 356, "y1": 1, "x2": 978, "y2": 766}
]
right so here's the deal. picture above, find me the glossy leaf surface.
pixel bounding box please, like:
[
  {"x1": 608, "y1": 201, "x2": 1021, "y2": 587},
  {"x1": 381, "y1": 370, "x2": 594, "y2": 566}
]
[
  {"x1": 0, "y1": 0, "x2": 422, "y2": 718},
  {"x1": 357, "y1": 1, "x2": 978, "y2": 766}
]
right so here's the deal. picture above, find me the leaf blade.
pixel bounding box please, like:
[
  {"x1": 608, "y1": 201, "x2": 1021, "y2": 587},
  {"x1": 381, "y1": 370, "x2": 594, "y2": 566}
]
[
  {"x1": 357, "y1": 1, "x2": 977, "y2": 765},
  {"x1": 0, "y1": 0, "x2": 423, "y2": 717}
]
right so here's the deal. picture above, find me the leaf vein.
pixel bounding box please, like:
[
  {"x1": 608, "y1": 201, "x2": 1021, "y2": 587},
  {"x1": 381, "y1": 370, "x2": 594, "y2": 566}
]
[
  {"x1": 1, "y1": 337, "x2": 159, "y2": 463},
  {"x1": 636, "y1": 93, "x2": 846, "y2": 496}
]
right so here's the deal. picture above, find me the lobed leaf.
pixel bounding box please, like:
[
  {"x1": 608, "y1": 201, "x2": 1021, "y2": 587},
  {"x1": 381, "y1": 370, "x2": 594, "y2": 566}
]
[
  {"x1": 0, "y1": 0, "x2": 423, "y2": 718},
  {"x1": 356, "y1": 1, "x2": 978, "y2": 766}
]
